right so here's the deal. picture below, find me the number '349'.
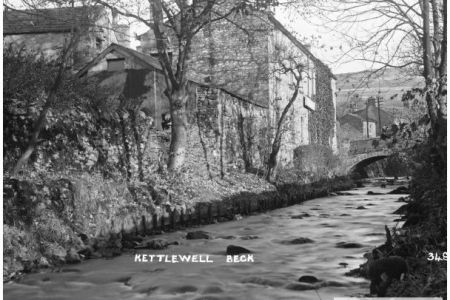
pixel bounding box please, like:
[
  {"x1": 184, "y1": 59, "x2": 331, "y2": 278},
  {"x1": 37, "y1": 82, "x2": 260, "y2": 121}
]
[{"x1": 427, "y1": 252, "x2": 447, "y2": 261}]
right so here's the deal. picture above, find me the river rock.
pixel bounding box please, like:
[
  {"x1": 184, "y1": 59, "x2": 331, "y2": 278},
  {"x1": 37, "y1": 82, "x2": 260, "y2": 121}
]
[
  {"x1": 281, "y1": 238, "x2": 314, "y2": 245},
  {"x1": 388, "y1": 186, "x2": 409, "y2": 194},
  {"x1": 396, "y1": 196, "x2": 407, "y2": 202},
  {"x1": 233, "y1": 214, "x2": 243, "y2": 221},
  {"x1": 345, "y1": 267, "x2": 364, "y2": 277},
  {"x1": 336, "y1": 191, "x2": 355, "y2": 196},
  {"x1": 393, "y1": 204, "x2": 409, "y2": 214},
  {"x1": 217, "y1": 235, "x2": 236, "y2": 240},
  {"x1": 38, "y1": 257, "x2": 50, "y2": 268},
  {"x1": 135, "y1": 239, "x2": 170, "y2": 250},
  {"x1": 202, "y1": 286, "x2": 225, "y2": 293},
  {"x1": 45, "y1": 244, "x2": 67, "y2": 262},
  {"x1": 226, "y1": 245, "x2": 251, "y2": 255},
  {"x1": 367, "y1": 256, "x2": 408, "y2": 296},
  {"x1": 367, "y1": 191, "x2": 383, "y2": 195},
  {"x1": 186, "y1": 231, "x2": 211, "y2": 240},
  {"x1": 291, "y1": 213, "x2": 310, "y2": 219},
  {"x1": 336, "y1": 242, "x2": 365, "y2": 249},
  {"x1": 321, "y1": 280, "x2": 349, "y2": 287},
  {"x1": 66, "y1": 248, "x2": 81, "y2": 264},
  {"x1": 298, "y1": 275, "x2": 320, "y2": 283}
]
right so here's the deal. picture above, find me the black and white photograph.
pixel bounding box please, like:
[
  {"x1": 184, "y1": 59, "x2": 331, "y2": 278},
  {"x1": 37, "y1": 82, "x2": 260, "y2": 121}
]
[{"x1": 2, "y1": 0, "x2": 447, "y2": 299}]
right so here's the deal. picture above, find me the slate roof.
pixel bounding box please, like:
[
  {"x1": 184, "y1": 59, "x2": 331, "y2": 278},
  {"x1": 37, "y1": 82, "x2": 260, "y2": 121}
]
[
  {"x1": 3, "y1": 6, "x2": 105, "y2": 35},
  {"x1": 77, "y1": 43, "x2": 162, "y2": 76},
  {"x1": 339, "y1": 103, "x2": 395, "y2": 135},
  {"x1": 338, "y1": 113, "x2": 365, "y2": 132},
  {"x1": 352, "y1": 103, "x2": 395, "y2": 127}
]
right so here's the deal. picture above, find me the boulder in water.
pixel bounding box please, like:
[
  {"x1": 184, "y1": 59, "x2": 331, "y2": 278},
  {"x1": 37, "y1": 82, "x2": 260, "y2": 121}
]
[
  {"x1": 367, "y1": 191, "x2": 383, "y2": 195},
  {"x1": 357, "y1": 206, "x2": 367, "y2": 209},
  {"x1": 217, "y1": 235, "x2": 236, "y2": 240},
  {"x1": 367, "y1": 256, "x2": 408, "y2": 296},
  {"x1": 336, "y1": 191, "x2": 356, "y2": 196},
  {"x1": 281, "y1": 238, "x2": 314, "y2": 245},
  {"x1": 226, "y1": 245, "x2": 251, "y2": 255},
  {"x1": 66, "y1": 248, "x2": 81, "y2": 264},
  {"x1": 298, "y1": 275, "x2": 320, "y2": 283},
  {"x1": 135, "y1": 239, "x2": 170, "y2": 250},
  {"x1": 388, "y1": 186, "x2": 409, "y2": 194},
  {"x1": 186, "y1": 231, "x2": 211, "y2": 240},
  {"x1": 291, "y1": 213, "x2": 310, "y2": 219},
  {"x1": 336, "y1": 242, "x2": 365, "y2": 249}
]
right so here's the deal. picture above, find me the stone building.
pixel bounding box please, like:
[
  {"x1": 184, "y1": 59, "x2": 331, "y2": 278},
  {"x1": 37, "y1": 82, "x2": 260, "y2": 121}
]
[
  {"x1": 3, "y1": 6, "x2": 130, "y2": 70},
  {"x1": 77, "y1": 43, "x2": 268, "y2": 174},
  {"x1": 136, "y1": 9, "x2": 338, "y2": 167},
  {"x1": 338, "y1": 97, "x2": 395, "y2": 141}
]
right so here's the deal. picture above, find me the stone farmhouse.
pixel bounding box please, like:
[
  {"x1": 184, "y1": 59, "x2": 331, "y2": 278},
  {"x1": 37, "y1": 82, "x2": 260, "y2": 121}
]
[
  {"x1": 4, "y1": 5, "x2": 338, "y2": 173},
  {"x1": 338, "y1": 97, "x2": 395, "y2": 142},
  {"x1": 136, "y1": 8, "x2": 338, "y2": 166},
  {"x1": 3, "y1": 6, "x2": 130, "y2": 70}
]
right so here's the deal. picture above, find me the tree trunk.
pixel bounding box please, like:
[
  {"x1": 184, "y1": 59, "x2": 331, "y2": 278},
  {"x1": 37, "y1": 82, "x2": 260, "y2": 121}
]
[
  {"x1": 422, "y1": 0, "x2": 447, "y2": 165},
  {"x1": 119, "y1": 112, "x2": 132, "y2": 180},
  {"x1": 167, "y1": 88, "x2": 188, "y2": 171},
  {"x1": 130, "y1": 110, "x2": 144, "y2": 181},
  {"x1": 12, "y1": 65, "x2": 65, "y2": 175},
  {"x1": 237, "y1": 109, "x2": 252, "y2": 172},
  {"x1": 266, "y1": 86, "x2": 300, "y2": 181}
]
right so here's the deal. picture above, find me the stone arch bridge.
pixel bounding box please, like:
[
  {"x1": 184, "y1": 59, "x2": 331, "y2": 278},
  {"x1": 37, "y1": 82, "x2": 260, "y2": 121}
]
[{"x1": 343, "y1": 138, "x2": 412, "y2": 175}]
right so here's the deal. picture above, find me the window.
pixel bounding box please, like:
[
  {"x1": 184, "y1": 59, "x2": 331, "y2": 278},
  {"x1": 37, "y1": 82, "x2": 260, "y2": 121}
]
[
  {"x1": 96, "y1": 37, "x2": 103, "y2": 51},
  {"x1": 107, "y1": 58, "x2": 125, "y2": 71}
]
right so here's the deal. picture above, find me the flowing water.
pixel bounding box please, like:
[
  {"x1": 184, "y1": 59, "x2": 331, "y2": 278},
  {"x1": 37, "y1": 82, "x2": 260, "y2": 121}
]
[{"x1": 4, "y1": 182, "x2": 407, "y2": 300}]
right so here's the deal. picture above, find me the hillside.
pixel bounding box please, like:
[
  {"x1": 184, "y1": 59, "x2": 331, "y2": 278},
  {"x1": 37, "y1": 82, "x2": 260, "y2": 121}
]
[{"x1": 335, "y1": 68, "x2": 424, "y2": 118}]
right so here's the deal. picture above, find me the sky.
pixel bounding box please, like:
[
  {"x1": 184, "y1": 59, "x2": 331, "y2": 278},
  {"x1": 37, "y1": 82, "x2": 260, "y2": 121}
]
[
  {"x1": 5, "y1": 0, "x2": 400, "y2": 75},
  {"x1": 126, "y1": 3, "x2": 382, "y2": 75},
  {"x1": 273, "y1": 6, "x2": 386, "y2": 75}
]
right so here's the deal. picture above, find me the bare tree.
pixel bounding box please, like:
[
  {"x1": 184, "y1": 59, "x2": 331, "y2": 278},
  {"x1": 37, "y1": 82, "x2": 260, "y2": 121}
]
[
  {"x1": 310, "y1": 0, "x2": 446, "y2": 162},
  {"x1": 4, "y1": 1, "x2": 97, "y2": 174},
  {"x1": 90, "y1": 0, "x2": 264, "y2": 171},
  {"x1": 266, "y1": 44, "x2": 307, "y2": 181}
]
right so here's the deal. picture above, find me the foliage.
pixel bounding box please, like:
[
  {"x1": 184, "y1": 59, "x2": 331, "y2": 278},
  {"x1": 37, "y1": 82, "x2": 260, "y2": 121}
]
[
  {"x1": 367, "y1": 140, "x2": 447, "y2": 297},
  {"x1": 275, "y1": 144, "x2": 340, "y2": 184},
  {"x1": 309, "y1": 61, "x2": 335, "y2": 146},
  {"x1": 3, "y1": 47, "x2": 165, "y2": 181}
]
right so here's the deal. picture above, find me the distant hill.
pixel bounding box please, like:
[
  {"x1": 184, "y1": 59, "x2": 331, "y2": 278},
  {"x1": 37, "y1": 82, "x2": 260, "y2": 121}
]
[{"x1": 335, "y1": 68, "x2": 424, "y2": 119}]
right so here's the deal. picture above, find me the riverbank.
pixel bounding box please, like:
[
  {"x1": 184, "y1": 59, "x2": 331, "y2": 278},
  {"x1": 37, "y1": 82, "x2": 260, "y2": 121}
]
[
  {"x1": 4, "y1": 182, "x2": 404, "y2": 300},
  {"x1": 3, "y1": 172, "x2": 354, "y2": 282},
  {"x1": 351, "y1": 175, "x2": 447, "y2": 297}
]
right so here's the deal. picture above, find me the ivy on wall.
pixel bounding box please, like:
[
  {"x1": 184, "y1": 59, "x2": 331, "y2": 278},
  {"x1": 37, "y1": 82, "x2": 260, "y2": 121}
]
[{"x1": 309, "y1": 61, "x2": 335, "y2": 146}]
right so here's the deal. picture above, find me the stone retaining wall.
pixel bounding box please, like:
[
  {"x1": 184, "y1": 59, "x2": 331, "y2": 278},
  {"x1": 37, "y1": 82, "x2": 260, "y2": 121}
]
[{"x1": 3, "y1": 175, "x2": 353, "y2": 281}]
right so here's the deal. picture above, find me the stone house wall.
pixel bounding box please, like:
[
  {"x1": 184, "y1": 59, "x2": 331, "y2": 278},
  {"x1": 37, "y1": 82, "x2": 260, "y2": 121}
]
[
  {"x1": 267, "y1": 25, "x2": 314, "y2": 166},
  {"x1": 3, "y1": 7, "x2": 120, "y2": 70},
  {"x1": 87, "y1": 67, "x2": 269, "y2": 176}
]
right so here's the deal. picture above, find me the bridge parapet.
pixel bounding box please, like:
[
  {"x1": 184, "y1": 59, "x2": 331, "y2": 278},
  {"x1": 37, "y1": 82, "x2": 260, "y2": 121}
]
[{"x1": 349, "y1": 138, "x2": 390, "y2": 155}]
